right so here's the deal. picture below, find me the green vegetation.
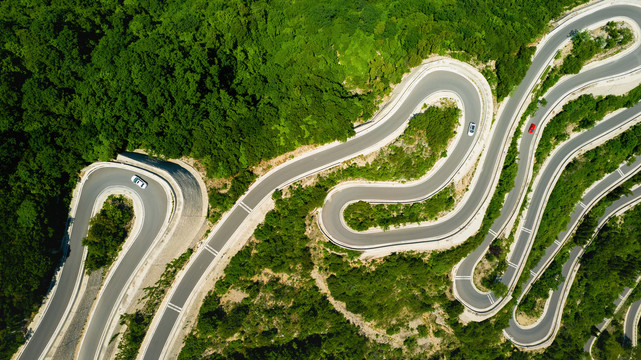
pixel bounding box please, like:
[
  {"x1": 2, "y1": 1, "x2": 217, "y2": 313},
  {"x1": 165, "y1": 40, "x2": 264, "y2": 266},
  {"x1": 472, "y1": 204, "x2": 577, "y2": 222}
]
[
  {"x1": 345, "y1": 105, "x2": 461, "y2": 182},
  {"x1": 573, "y1": 172, "x2": 641, "y2": 247},
  {"x1": 479, "y1": 233, "x2": 513, "y2": 298},
  {"x1": 593, "y1": 326, "x2": 639, "y2": 360},
  {"x1": 83, "y1": 195, "x2": 134, "y2": 273},
  {"x1": 342, "y1": 104, "x2": 460, "y2": 231},
  {"x1": 344, "y1": 185, "x2": 455, "y2": 231},
  {"x1": 541, "y1": 203, "x2": 641, "y2": 359},
  {"x1": 0, "y1": 0, "x2": 586, "y2": 355},
  {"x1": 208, "y1": 170, "x2": 257, "y2": 223},
  {"x1": 534, "y1": 84, "x2": 641, "y2": 173},
  {"x1": 592, "y1": 285, "x2": 641, "y2": 360},
  {"x1": 116, "y1": 248, "x2": 193, "y2": 360},
  {"x1": 179, "y1": 182, "x2": 402, "y2": 359},
  {"x1": 180, "y1": 98, "x2": 534, "y2": 358},
  {"x1": 537, "y1": 23, "x2": 633, "y2": 98},
  {"x1": 471, "y1": 92, "x2": 535, "y2": 298},
  {"x1": 521, "y1": 122, "x2": 641, "y2": 290},
  {"x1": 517, "y1": 250, "x2": 569, "y2": 317},
  {"x1": 182, "y1": 175, "x2": 520, "y2": 359}
]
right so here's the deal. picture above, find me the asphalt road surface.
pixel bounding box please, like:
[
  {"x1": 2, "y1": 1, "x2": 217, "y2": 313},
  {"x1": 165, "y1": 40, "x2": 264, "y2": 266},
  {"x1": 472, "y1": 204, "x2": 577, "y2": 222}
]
[
  {"x1": 625, "y1": 298, "x2": 641, "y2": 346},
  {"x1": 317, "y1": 4, "x2": 641, "y2": 318},
  {"x1": 18, "y1": 166, "x2": 168, "y2": 360}
]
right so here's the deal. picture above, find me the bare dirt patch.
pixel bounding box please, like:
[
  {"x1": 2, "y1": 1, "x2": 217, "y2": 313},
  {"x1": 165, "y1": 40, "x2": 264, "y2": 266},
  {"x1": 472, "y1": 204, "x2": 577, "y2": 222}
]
[
  {"x1": 250, "y1": 144, "x2": 322, "y2": 177},
  {"x1": 515, "y1": 301, "x2": 545, "y2": 327},
  {"x1": 455, "y1": 156, "x2": 479, "y2": 197},
  {"x1": 472, "y1": 257, "x2": 494, "y2": 293},
  {"x1": 220, "y1": 288, "x2": 249, "y2": 308}
]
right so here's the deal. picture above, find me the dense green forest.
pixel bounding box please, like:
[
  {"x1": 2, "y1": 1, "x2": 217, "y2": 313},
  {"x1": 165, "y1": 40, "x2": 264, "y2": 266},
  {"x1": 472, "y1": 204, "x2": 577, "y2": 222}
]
[{"x1": 0, "y1": 0, "x2": 584, "y2": 356}]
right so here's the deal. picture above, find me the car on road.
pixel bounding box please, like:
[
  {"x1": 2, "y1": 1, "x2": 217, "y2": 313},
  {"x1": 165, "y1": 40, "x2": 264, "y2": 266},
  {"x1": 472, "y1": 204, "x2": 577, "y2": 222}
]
[
  {"x1": 528, "y1": 123, "x2": 536, "y2": 133},
  {"x1": 468, "y1": 122, "x2": 476, "y2": 136},
  {"x1": 131, "y1": 175, "x2": 148, "y2": 189}
]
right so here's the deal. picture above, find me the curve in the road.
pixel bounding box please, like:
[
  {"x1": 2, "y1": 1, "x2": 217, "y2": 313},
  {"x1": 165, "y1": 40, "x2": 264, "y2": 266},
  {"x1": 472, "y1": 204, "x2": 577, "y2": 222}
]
[
  {"x1": 138, "y1": 58, "x2": 493, "y2": 360},
  {"x1": 76, "y1": 166, "x2": 174, "y2": 360},
  {"x1": 316, "y1": 1, "x2": 641, "y2": 320},
  {"x1": 16, "y1": 156, "x2": 207, "y2": 360},
  {"x1": 16, "y1": 163, "x2": 172, "y2": 360}
]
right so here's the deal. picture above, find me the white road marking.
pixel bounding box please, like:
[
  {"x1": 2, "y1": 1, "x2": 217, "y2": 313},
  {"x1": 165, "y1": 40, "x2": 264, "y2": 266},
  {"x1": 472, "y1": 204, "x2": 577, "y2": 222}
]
[
  {"x1": 618, "y1": 168, "x2": 625, "y2": 177},
  {"x1": 488, "y1": 229, "x2": 498, "y2": 237},
  {"x1": 507, "y1": 261, "x2": 518, "y2": 269},
  {"x1": 554, "y1": 240, "x2": 562, "y2": 246},
  {"x1": 530, "y1": 270, "x2": 537, "y2": 277},
  {"x1": 522, "y1": 227, "x2": 532, "y2": 234},
  {"x1": 238, "y1": 201, "x2": 253, "y2": 213},
  {"x1": 487, "y1": 293, "x2": 495, "y2": 305},
  {"x1": 455, "y1": 276, "x2": 471, "y2": 280},
  {"x1": 167, "y1": 303, "x2": 182, "y2": 313},
  {"x1": 204, "y1": 244, "x2": 218, "y2": 256},
  {"x1": 578, "y1": 201, "x2": 586, "y2": 209}
]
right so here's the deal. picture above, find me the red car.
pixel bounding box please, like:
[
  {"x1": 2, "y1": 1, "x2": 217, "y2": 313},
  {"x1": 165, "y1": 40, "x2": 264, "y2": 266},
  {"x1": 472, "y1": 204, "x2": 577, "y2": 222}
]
[{"x1": 528, "y1": 123, "x2": 536, "y2": 134}]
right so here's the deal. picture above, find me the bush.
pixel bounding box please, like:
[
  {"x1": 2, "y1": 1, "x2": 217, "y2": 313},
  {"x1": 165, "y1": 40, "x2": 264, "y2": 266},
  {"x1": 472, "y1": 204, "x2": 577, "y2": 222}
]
[{"x1": 83, "y1": 195, "x2": 134, "y2": 272}]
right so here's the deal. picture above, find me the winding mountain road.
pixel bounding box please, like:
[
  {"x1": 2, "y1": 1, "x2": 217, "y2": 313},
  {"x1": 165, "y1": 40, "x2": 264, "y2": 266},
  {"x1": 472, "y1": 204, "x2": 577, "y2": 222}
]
[
  {"x1": 505, "y1": 167, "x2": 641, "y2": 349},
  {"x1": 16, "y1": 156, "x2": 206, "y2": 360},
  {"x1": 17, "y1": 1, "x2": 641, "y2": 359},
  {"x1": 17, "y1": 165, "x2": 170, "y2": 360},
  {"x1": 138, "y1": 1, "x2": 641, "y2": 357}
]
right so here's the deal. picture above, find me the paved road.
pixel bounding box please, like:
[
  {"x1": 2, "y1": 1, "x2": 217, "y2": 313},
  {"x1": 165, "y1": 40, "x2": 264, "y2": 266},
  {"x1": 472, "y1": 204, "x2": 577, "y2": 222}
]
[
  {"x1": 17, "y1": 166, "x2": 169, "y2": 360},
  {"x1": 76, "y1": 170, "x2": 170, "y2": 360},
  {"x1": 76, "y1": 153, "x2": 207, "y2": 360},
  {"x1": 140, "y1": 3, "x2": 641, "y2": 358},
  {"x1": 505, "y1": 162, "x2": 641, "y2": 348},
  {"x1": 624, "y1": 298, "x2": 641, "y2": 347}
]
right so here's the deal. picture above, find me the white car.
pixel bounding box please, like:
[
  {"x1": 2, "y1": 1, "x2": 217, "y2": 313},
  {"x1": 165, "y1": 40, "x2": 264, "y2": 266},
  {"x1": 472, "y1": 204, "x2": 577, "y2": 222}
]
[
  {"x1": 467, "y1": 122, "x2": 476, "y2": 136},
  {"x1": 131, "y1": 175, "x2": 148, "y2": 189}
]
